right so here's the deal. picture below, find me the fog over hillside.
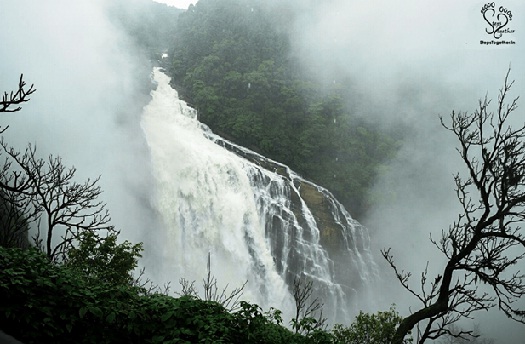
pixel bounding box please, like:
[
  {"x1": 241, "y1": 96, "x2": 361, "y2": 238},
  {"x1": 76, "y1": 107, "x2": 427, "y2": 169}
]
[
  {"x1": 1, "y1": 0, "x2": 525, "y2": 342},
  {"x1": 0, "y1": 0, "x2": 157, "y2": 254},
  {"x1": 286, "y1": 1, "x2": 524, "y2": 342}
]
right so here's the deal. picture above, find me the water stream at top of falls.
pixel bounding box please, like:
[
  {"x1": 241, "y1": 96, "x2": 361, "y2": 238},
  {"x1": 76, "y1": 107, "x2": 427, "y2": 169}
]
[{"x1": 140, "y1": 67, "x2": 378, "y2": 324}]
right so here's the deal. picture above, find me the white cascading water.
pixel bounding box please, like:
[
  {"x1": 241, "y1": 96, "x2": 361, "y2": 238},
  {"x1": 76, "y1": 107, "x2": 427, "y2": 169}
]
[{"x1": 140, "y1": 67, "x2": 378, "y2": 324}]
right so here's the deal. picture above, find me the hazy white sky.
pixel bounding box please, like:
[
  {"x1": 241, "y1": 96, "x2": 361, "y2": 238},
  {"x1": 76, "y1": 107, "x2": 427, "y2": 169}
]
[{"x1": 152, "y1": 0, "x2": 196, "y2": 9}]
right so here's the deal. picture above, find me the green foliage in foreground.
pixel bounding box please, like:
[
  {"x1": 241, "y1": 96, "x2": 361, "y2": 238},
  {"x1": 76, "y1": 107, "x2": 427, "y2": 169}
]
[
  {"x1": 0, "y1": 246, "x2": 408, "y2": 344},
  {"x1": 64, "y1": 230, "x2": 143, "y2": 287},
  {"x1": 333, "y1": 307, "x2": 411, "y2": 344},
  {"x1": 0, "y1": 247, "x2": 319, "y2": 343}
]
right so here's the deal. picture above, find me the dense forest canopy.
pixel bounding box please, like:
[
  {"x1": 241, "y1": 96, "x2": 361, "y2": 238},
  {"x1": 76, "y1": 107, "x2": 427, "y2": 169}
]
[{"x1": 167, "y1": 0, "x2": 406, "y2": 219}]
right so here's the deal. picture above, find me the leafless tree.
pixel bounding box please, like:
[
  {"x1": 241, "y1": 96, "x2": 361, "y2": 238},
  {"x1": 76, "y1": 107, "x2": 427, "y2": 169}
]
[
  {"x1": 383, "y1": 68, "x2": 525, "y2": 344},
  {"x1": 0, "y1": 74, "x2": 36, "y2": 247},
  {"x1": 0, "y1": 74, "x2": 116, "y2": 261},
  {"x1": 291, "y1": 275, "x2": 327, "y2": 334},
  {"x1": 176, "y1": 252, "x2": 247, "y2": 311},
  {"x1": 0, "y1": 74, "x2": 35, "y2": 132},
  {"x1": 438, "y1": 324, "x2": 494, "y2": 344},
  {"x1": 0, "y1": 140, "x2": 115, "y2": 260},
  {"x1": 201, "y1": 252, "x2": 246, "y2": 311}
]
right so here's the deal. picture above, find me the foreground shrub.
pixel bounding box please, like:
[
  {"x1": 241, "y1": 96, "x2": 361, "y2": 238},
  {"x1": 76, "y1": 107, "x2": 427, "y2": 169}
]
[
  {"x1": 0, "y1": 247, "x2": 234, "y2": 343},
  {"x1": 332, "y1": 306, "x2": 411, "y2": 344},
  {"x1": 0, "y1": 247, "x2": 332, "y2": 344}
]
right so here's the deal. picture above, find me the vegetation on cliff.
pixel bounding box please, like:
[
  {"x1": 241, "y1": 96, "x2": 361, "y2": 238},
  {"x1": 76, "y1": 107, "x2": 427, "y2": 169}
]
[{"x1": 167, "y1": 0, "x2": 404, "y2": 219}]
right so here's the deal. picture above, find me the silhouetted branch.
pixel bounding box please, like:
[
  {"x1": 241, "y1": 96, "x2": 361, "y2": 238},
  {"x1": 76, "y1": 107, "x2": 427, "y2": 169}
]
[
  {"x1": 175, "y1": 252, "x2": 247, "y2": 312},
  {"x1": 0, "y1": 74, "x2": 35, "y2": 133},
  {"x1": 291, "y1": 275, "x2": 327, "y2": 334},
  {"x1": 0, "y1": 139, "x2": 115, "y2": 260},
  {"x1": 0, "y1": 74, "x2": 36, "y2": 113},
  {"x1": 386, "y1": 67, "x2": 525, "y2": 343}
]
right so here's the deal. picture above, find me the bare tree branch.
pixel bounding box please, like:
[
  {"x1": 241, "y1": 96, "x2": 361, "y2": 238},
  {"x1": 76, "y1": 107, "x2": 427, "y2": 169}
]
[
  {"x1": 0, "y1": 74, "x2": 36, "y2": 113},
  {"x1": 0, "y1": 74, "x2": 36, "y2": 133},
  {"x1": 0, "y1": 139, "x2": 115, "y2": 260},
  {"x1": 386, "y1": 67, "x2": 525, "y2": 343},
  {"x1": 175, "y1": 252, "x2": 247, "y2": 312},
  {"x1": 291, "y1": 274, "x2": 327, "y2": 334}
]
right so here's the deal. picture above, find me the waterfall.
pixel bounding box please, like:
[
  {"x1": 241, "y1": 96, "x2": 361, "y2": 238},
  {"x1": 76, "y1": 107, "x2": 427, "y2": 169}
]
[{"x1": 140, "y1": 67, "x2": 378, "y2": 324}]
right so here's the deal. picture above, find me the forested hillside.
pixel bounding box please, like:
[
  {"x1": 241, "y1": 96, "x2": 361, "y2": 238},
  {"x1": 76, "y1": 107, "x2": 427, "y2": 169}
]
[
  {"x1": 110, "y1": 0, "x2": 183, "y2": 60},
  {"x1": 166, "y1": 0, "x2": 405, "y2": 219}
]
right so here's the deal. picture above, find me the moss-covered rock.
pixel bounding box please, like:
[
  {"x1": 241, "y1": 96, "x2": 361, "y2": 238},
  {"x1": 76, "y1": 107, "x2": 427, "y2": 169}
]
[{"x1": 298, "y1": 181, "x2": 345, "y2": 253}]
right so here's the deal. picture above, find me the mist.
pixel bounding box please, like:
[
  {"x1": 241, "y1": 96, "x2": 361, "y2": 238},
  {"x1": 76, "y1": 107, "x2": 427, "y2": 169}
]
[
  {"x1": 2, "y1": 0, "x2": 525, "y2": 341},
  {"x1": 0, "y1": 0, "x2": 157, "y2": 255},
  {"x1": 288, "y1": 0, "x2": 525, "y2": 342}
]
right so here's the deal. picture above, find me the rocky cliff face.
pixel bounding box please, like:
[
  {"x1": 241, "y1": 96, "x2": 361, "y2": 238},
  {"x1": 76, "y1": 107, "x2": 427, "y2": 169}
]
[
  {"x1": 143, "y1": 68, "x2": 377, "y2": 324},
  {"x1": 210, "y1": 133, "x2": 378, "y2": 321}
]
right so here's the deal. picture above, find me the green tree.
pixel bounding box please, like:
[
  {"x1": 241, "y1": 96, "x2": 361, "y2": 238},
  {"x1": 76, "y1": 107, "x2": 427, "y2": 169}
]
[
  {"x1": 332, "y1": 306, "x2": 411, "y2": 344},
  {"x1": 1, "y1": 246, "x2": 340, "y2": 344},
  {"x1": 0, "y1": 189, "x2": 32, "y2": 249},
  {"x1": 64, "y1": 230, "x2": 143, "y2": 286}
]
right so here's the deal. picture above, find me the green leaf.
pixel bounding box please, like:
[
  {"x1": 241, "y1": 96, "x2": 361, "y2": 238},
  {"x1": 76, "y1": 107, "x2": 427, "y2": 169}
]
[
  {"x1": 106, "y1": 312, "x2": 116, "y2": 323},
  {"x1": 161, "y1": 311, "x2": 174, "y2": 322},
  {"x1": 152, "y1": 335, "x2": 165, "y2": 343},
  {"x1": 89, "y1": 306, "x2": 102, "y2": 318}
]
